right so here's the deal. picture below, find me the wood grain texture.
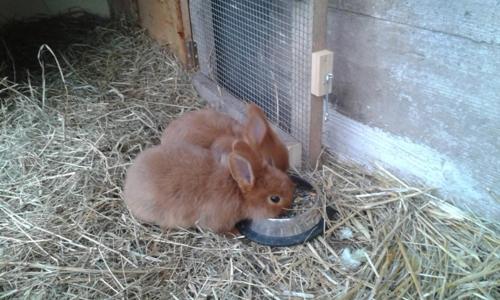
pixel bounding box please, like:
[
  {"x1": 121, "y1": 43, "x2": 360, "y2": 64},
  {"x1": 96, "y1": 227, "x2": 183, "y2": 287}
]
[
  {"x1": 323, "y1": 110, "x2": 500, "y2": 221},
  {"x1": 179, "y1": 0, "x2": 192, "y2": 41},
  {"x1": 308, "y1": 0, "x2": 329, "y2": 166},
  {"x1": 329, "y1": 0, "x2": 500, "y2": 45},
  {"x1": 324, "y1": 0, "x2": 500, "y2": 219},
  {"x1": 136, "y1": 0, "x2": 189, "y2": 66}
]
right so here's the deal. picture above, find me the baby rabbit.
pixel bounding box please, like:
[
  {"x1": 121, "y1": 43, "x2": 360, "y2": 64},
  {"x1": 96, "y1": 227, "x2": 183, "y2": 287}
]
[
  {"x1": 160, "y1": 103, "x2": 290, "y2": 172},
  {"x1": 243, "y1": 103, "x2": 289, "y2": 171},
  {"x1": 123, "y1": 139, "x2": 295, "y2": 233},
  {"x1": 161, "y1": 108, "x2": 242, "y2": 149}
]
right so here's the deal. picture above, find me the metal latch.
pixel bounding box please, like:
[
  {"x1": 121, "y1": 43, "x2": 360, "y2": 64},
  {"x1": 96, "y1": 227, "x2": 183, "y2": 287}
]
[
  {"x1": 323, "y1": 73, "x2": 333, "y2": 121},
  {"x1": 311, "y1": 50, "x2": 334, "y2": 121}
]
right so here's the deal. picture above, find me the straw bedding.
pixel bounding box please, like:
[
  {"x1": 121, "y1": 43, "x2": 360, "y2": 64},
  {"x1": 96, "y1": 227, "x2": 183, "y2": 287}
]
[{"x1": 0, "y1": 13, "x2": 498, "y2": 299}]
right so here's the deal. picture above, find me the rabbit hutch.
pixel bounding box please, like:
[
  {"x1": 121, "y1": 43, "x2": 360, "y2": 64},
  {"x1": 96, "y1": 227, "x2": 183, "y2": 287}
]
[{"x1": 0, "y1": 0, "x2": 499, "y2": 299}]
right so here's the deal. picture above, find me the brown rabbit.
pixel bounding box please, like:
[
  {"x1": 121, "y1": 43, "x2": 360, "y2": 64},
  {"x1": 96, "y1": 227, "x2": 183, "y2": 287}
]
[
  {"x1": 123, "y1": 139, "x2": 295, "y2": 233},
  {"x1": 243, "y1": 103, "x2": 290, "y2": 171},
  {"x1": 160, "y1": 103, "x2": 290, "y2": 172},
  {"x1": 160, "y1": 108, "x2": 242, "y2": 149}
]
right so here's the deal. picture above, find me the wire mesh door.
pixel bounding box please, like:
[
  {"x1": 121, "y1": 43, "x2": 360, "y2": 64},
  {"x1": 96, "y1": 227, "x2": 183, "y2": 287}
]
[{"x1": 190, "y1": 0, "x2": 314, "y2": 158}]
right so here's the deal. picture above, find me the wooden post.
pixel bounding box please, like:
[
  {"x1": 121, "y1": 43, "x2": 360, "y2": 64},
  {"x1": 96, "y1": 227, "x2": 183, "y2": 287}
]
[
  {"x1": 134, "y1": 0, "x2": 195, "y2": 70},
  {"x1": 179, "y1": 0, "x2": 197, "y2": 69},
  {"x1": 308, "y1": 0, "x2": 328, "y2": 166}
]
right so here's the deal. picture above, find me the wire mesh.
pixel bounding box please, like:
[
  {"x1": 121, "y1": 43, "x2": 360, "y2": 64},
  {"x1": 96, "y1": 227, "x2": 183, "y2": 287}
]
[{"x1": 190, "y1": 0, "x2": 314, "y2": 158}]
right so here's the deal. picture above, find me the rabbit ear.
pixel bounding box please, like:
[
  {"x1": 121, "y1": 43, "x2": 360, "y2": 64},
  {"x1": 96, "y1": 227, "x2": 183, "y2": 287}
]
[
  {"x1": 229, "y1": 140, "x2": 260, "y2": 191},
  {"x1": 229, "y1": 153, "x2": 255, "y2": 192},
  {"x1": 245, "y1": 104, "x2": 269, "y2": 146},
  {"x1": 229, "y1": 153, "x2": 255, "y2": 191}
]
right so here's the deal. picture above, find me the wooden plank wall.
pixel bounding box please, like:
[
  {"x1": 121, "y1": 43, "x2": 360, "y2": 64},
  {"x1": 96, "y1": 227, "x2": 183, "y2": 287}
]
[
  {"x1": 324, "y1": 0, "x2": 500, "y2": 220},
  {"x1": 134, "y1": 0, "x2": 192, "y2": 68}
]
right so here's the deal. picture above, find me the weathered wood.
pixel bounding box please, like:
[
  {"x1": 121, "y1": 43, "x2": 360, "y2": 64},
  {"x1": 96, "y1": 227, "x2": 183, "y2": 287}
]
[
  {"x1": 179, "y1": 0, "x2": 196, "y2": 69},
  {"x1": 179, "y1": 0, "x2": 191, "y2": 41},
  {"x1": 322, "y1": 109, "x2": 500, "y2": 222},
  {"x1": 329, "y1": 0, "x2": 500, "y2": 45},
  {"x1": 135, "y1": 0, "x2": 191, "y2": 68},
  {"x1": 307, "y1": 0, "x2": 329, "y2": 166},
  {"x1": 324, "y1": 0, "x2": 500, "y2": 220}
]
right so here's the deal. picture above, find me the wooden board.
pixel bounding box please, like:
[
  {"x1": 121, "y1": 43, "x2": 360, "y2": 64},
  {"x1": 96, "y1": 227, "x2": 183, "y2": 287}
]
[
  {"x1": 307, "y1": 0, "x2": 329, "y2": 166},
  {"x1": 311, "y1": 50, "x2": 334, "y2": 97},
  {"x1": 323, "y1": 1, "x2": 500, "y2": 221},
  {"x1": 135, "y1": 0, "x2": 192, "y2": 68}
]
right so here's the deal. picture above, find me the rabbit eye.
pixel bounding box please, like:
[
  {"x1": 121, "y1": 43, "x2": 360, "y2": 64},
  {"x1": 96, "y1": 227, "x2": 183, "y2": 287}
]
[{"x1": 269, "y1": 195, "x2": 281, "y2": 204}]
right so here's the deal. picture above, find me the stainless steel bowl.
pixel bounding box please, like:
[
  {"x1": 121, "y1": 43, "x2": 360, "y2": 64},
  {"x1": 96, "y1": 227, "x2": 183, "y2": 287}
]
[{"x1": 236, "y1": 175, "x2": 335, "y2": 247}]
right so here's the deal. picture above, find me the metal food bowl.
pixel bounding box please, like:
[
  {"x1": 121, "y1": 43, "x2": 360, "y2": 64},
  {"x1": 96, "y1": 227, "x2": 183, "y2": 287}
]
[{"x1": 236, "y1": 174, "x2": 337, "y2": 247}]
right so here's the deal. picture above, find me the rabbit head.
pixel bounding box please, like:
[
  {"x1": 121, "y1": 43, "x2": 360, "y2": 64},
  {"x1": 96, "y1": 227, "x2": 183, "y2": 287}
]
[{"x1": 228, "y1": 140, "x2": 295, "y2": 220}]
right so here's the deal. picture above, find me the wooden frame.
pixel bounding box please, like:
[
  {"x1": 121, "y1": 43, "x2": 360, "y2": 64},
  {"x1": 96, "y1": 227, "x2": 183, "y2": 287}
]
[
  {"x1": 110, "y1": 0, "x2": 329, "y2": 168},
  {"x1": 187, "y1": 0, "x2": 329, "y2": 169},
  {"x1": 136, "y1": 0, "x2": 194, "y2": 69},
  {"x1": 308, "y1": 0, "x2": 328, "y2": 166}
]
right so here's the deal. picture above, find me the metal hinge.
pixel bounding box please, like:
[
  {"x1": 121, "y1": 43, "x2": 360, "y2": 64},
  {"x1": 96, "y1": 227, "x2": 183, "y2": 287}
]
[{"x1": 186, "y1": 40, "x2": 199, "y2": 69}]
